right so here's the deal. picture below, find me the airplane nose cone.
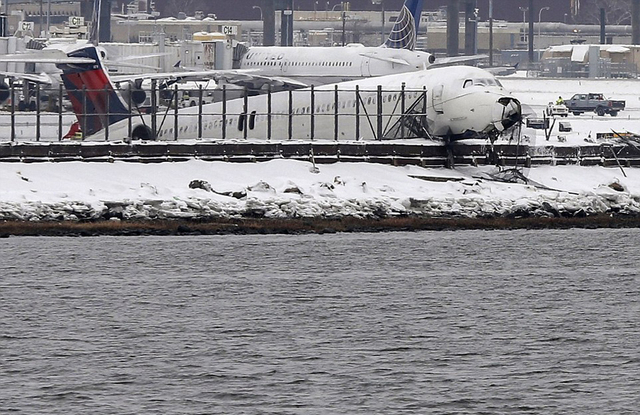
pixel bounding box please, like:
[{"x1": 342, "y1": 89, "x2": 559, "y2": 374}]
[{"x1": 495, "y1": 96, "x2": 522, "y2": 131}]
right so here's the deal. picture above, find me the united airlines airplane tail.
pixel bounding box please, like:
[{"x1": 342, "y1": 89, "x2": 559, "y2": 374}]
[
  {"x1": 57, "y1": 46, "x2": 129, "y2": 136},
  {"x1": 384, "y1": 0, "x2": 423, "y2": 50}
]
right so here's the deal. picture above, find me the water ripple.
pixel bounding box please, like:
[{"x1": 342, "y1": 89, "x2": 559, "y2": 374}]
[{"x1": 1, "y1": 229, "x2": 639, "y2": 413}]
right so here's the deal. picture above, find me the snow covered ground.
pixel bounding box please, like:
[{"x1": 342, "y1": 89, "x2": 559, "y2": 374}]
[
  {"x1": 2, "y1": 75, "x2": 640, "y2": 223},
  {"x1": 1, "y1": 159, "x2": 639, "y2": 221},
  {"x1": 499, "y1": 75, "x2": 640, "y2": 146}
]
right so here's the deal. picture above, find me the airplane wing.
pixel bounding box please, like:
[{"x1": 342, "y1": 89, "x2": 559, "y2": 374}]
[
  {"x1": 0, "y1": 71, "x2": 54, "y2": 85},
  {"x1": 106, "y1": 61, "x2": 162, "y2": 71},
  {"x1": 111, "y1": 70, "x2": 308, "y2": 90},
  {"x1": 359, "y1": 52, "x2": 410, "y2": 66},
  {"x1": 0, "y1": 49, "x2": 95, "y2": 64},
  {"x1": 483, "y1": 66, "x2": 518, "y2": 76}
]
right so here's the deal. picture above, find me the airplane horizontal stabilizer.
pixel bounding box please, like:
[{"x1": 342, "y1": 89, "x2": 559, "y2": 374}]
[
  {"x1": 430, "y1": 54, "x2": 488, "y2": 68},
  {"x1": 0, "y1": 71, "x2": 53, "y2": 85},
  {"x1": 359, "y1": 53, "x2": 410, "y2": 66}
]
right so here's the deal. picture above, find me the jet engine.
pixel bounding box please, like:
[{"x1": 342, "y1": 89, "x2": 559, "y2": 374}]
[
  {"x1": 0, "y1": 81, "x2": 10, "y2": 105},
  {"x1": 119, "y1": 79, "x2": 147, "y2": 106},
  {"x1": 131, "y1": 124, "x2": 155, "y2": 140}
]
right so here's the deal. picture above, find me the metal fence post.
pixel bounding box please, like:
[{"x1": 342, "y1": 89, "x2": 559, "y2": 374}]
[
  {"x1": 222, "y1": 85, "x2": 227, "y2": 140},
  {"x1": 422, "y1": 86, "x2": 427, "y2": 127},
  {"x1": 82, "y1": 85, "x2": 87, "y2": 140},
  {"x1": 58, "y1": 84, "x2": 63, "y2": 141},
  {"x1": 288, "y1": 88, "x2": 293, "y2": 140},
  {"x1": 267, "y1": 84, "x2": 272, "y2": 140},
  {"x1": 401, "y1": 83, "x2": 406, "y2": 139},
  {"x1": 10, "y1": 82, "x2": 15, "y2": 142},
  {"x1": 334, "y1": 85, "x2": 339, "y2": 141},
  {"x1": 198, "y1": 84, "x2": 203, "y2": 138},
  {"x1": 174, "y1": 84, "x2": 179, "y2": 141},
  {"x1": 127, "y1": 86, "x2": 132, "y2": 139},
  {"x1": 243, "y1": 87, "x2": 248, "y2": 139},
  {"x1": 355, "y1": 85, "x2": 360, "y2": 140},
  {"x1": 35, "y1": 84, "x2": 41, "y2": 141},
  {"x1": 151, "y1": 79, "x2": 157, "y2": 139},
  {"x1": 104, "y1": 84, "x2": 110, "y2": 141},
  {"x1": 310, "y1": 85, "x2": 315, "y2": 141},
  {"x1": 377, "y1": 85, "x2": 382, "y2": 140}
]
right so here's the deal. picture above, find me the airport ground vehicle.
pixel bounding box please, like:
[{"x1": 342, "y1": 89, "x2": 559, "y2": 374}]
[
  {"x1": 564, "y1": 93, "x2": 625, "y2": 116},
  {"x1": 545, "y1": 102, "x2": 569, "y2": 117}
]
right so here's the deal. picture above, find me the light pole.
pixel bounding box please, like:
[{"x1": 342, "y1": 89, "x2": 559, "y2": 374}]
[
  {"x1": 538, "y1": 7, "x2": 549, "y2": 53},
  {"x1": 489, "y1": 0, "x2": 493, "y2": 66},
  {"x1": 372, "y1": 0, "x2": 384, "y2": 45},
  {"x1": 519, "y1": 7, "x2": 528, "y2": 24},
  {"x1": 253, "y1": 5, "x2": 263, "y2": 20},
  {"x1": 519, "y1": 6, "x2": 528, "y2": 46}
]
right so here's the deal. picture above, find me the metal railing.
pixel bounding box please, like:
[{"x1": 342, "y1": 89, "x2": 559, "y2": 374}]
[{"x1": 0, "y1": 82, "x2": 429, "y2": 143}]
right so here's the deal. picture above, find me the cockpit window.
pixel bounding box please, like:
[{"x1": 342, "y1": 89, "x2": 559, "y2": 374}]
[{"x1": 466, "y1": 78, "x2": 500, "y2": 88}]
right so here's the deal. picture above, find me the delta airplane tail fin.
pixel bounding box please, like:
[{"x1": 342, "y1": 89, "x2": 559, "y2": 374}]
[
  {"x1": 383, "y1": 0, "x2": 423, "y2": 50},
  {"x1": 56, "y1": 45, "x2": 129, "y2": 136}
]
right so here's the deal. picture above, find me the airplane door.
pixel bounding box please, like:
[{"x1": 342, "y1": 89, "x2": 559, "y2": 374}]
[
  {"x1": 360, "y1": 57, "x2": 371, "y2": 77},
  {"x1": 432, "y1": 84, "x2": 444, "y2": 113},
  {"x1": 282, "y1": 59, "x2": 289, "y2": 73}
]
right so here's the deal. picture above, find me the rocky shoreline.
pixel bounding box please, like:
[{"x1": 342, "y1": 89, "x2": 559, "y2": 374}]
[{"x1": 2, "y1": 214, "x2": 640, "y2": 237}]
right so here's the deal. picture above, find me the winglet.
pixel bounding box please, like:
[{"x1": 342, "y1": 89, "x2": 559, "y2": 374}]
[{"x1": 383, "y1": 0, "x2": 423, "y2": 50}]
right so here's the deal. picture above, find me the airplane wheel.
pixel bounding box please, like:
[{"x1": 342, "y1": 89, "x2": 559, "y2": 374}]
[{"x1": 131, "y1": 125, "x2": 155, "y2": 141}]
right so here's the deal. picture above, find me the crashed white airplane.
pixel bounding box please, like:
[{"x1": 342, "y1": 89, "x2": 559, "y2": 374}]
[{"x1": 57, "y1": 45, "x2": 521, "y2": 143}]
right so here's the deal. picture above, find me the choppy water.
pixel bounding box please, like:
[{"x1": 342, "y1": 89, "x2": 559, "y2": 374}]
[{"x1": 1, "y1": 229, "x2": 639, "y2": 414}]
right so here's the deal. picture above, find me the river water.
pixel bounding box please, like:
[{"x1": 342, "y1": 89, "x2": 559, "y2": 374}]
[{"x1": 1, "y1": 229, "x2": 639, "y2": 414}]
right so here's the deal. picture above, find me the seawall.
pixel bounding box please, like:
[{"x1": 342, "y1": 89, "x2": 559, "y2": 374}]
[{"x1": 2, "y1": 140, "x2": 640, "y2": 168}]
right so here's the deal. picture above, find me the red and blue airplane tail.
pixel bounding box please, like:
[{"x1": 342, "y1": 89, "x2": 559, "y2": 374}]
[
  {"x1": 384, "y1": 0, "x2": 423, "y2": 50},
  {"x1": 57, "y1": 46, "x2": 129, "y2": 136}
]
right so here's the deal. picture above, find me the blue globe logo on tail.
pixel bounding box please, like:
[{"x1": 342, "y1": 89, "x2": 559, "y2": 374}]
[{"x1": 384, "y1": 0, "x2": 423, "y2": 50}]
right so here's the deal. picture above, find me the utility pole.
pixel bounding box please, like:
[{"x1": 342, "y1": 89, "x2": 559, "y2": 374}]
[
  {"x1": 280, "y1": 0, "x2": 293, "y2": 46},
  {"x1": 262, "y1": 0, "x2": 276, "y2": 46},
  {"x1": 489, "y1": 0, "x2": 493, "y2": 66},
  {"x1": 447, "y1": 0, "x2": 459, "y2": 57},
  {"x1": 633, "y1": 0, "x2": 640, "y2": 45},
  {"x1": 39, "y1": 0, "x2": 43, "y2": 37},
  {"x1": 600, "y1": 8, "x2": 605, "y2": 44},
  {"x1": 99, "y1": 0, "x2": 111, "y2": 43},
  {"x1": 464, "y1": 0, "x2": 477, "y2": 56},
  {"x1": 528, "y1": 0, "x2": 534, "y2": 63}
]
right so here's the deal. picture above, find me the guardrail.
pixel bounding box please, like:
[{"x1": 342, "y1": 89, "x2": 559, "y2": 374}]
[
  {"x1": 0, "y1": 82, "x2": 428, "y2": 142},
  {"x1": 3, "y1": 140, "x2": 640, "y2": 170}
]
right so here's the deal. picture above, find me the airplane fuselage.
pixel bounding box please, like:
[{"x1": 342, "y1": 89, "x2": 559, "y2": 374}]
[
  {"x1": 237, "y1": 44, "x2": 436, "y2": 86},
  {"x1": 93, "y1": 66, "x2": 521, "y2": 143}
]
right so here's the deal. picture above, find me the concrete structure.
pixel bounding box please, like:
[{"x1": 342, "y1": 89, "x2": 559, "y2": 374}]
[{"x1": 541, "y1": 44, "x2": 640, "y2": 78}]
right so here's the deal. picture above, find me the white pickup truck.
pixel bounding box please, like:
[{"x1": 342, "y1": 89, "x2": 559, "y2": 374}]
[{"x1": 545, "y1": 102, "x2": 569, "y2": 117}]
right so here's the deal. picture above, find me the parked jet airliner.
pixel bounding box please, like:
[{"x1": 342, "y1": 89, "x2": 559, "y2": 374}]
[
  {"x1": 237, "y1": 0, "x2": 435, "y2": 86},
  {"x1": 57, "y1": 45, "x2": 522, "y2": 144}
]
